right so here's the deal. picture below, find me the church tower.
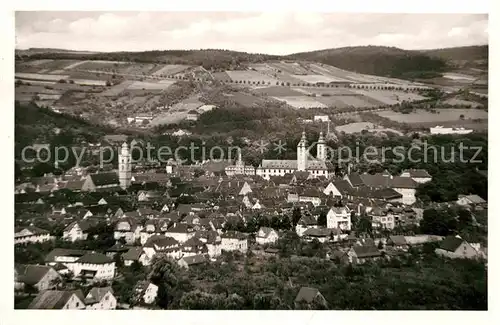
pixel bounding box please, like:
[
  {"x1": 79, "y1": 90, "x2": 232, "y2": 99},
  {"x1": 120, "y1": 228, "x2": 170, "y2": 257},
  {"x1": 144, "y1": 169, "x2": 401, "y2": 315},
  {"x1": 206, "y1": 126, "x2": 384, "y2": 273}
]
[
  {"x1": 297, "y1": 131, "x2": 308, "y2": 171},
  {"x1": 119, "y1": 142, "x2": 132, "y2": 189},
  {"x1": 317, "y1": 132, "x2": 326, "y2": 161}
]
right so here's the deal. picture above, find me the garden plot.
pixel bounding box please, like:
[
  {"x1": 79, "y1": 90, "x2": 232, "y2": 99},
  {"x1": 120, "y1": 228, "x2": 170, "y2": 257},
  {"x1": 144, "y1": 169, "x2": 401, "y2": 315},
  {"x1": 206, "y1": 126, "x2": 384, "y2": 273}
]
[
  {"x1": 376, "y1": 109, "x2": 488, "y2": 123},
  {"x1": 16, "y1": 73, "x2": 70, "y2": 81},
  {"x1": 150, "y1": 111, "x2": 188, "y2": 126},
  {"x1": 226, "y1": 70, "x2": 277, "y2": 83},
  {"x1": 272, "y1": 96, "x2": 327, "y2": 109},
  {"x1": 170, "y1": 95, "x2": 203, "y2": 112},
  {"x1": 331, "y1": 95, "x2": 379, "y2": 108},
  {"x1": 127, "y1": 80, "x2": 175, "y2": 90},
  {"x1": 152, "y1": 64, "x2": 191, "y2": 76}
]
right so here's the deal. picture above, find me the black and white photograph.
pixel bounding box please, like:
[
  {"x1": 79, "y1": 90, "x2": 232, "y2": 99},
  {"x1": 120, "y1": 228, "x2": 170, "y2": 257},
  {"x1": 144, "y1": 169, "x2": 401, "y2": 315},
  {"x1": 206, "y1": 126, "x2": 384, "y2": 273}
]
[{"x1": 8, "y1": 7, "x2": 490, "y2": 315}]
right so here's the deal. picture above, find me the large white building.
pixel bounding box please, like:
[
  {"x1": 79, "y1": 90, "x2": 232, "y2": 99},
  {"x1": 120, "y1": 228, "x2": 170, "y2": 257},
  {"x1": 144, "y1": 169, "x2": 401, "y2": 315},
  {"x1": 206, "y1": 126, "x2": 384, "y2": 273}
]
[
  {"x1": 225, "y1": 152, "x2": 256, "y2": 176},
  {"x1": 256, "y1": 132, "x2": 330, "y2": 180}
]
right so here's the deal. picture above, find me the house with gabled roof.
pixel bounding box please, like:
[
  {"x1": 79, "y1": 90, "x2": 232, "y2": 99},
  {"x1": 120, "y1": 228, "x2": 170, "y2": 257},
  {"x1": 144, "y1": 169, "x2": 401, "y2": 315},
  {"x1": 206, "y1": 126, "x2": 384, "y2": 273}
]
[
  {"x1": 303, "y1": 227, "x2": 345, "y2": 243},
  {"x1": 295, "y1": 214, "x2": 318, "y2": 237},
  {"x1": 63, "y1": 220, "x2": 93, "y2": 242},
  {"x1": 255, "y1": 227, "x2": 279, "y2": 245},
  {"x1": 114, "y1": 217, "x2": 143, "y2": 245},
  {"x1": 131, "y1": 281, "x2": 158, "y2": 305},
  {"x1": 72, "y1": 253, "x2": 115, "y2": 280},
  {"x1": 84, "y1": 286, "x2": 116, "y2": 310},
  {"x1": 294, "y1": 287, "x2": 327, "y2": 309},
  {"x1": 14, "y1": 226, "x2": 51, "y2": 245},
  {"x1": 326, "y1": 206, "x2": 351, "y2": 230},
  {"x1": 347, "y1": 245, "x2": 382, "y2": 264},
  {"x1": 165, "y1": 223, "x2": 196, "y2": 243},
  {"x1": 400, "y1": 169, "x2": 432, "y2": 184},
  {"x1": 143, "y1": 235, "x2": 181, "y2": 261},
  {"x1": 435, "y1": 235, "x2": 480, "y2": 260},
  {"x1": 122, "y1": 247, "x2": 151, "y2": 266},
  {"x1": 456, "y1": 194, "x2": 487, "y2": 207},
  {"x1": 178, "y1": 254, "x2": 208, "y2": 269},
  {"x1": 81, "y1": 172, "x2": 121, "y2": 192},
  {"x1": 28, "y1": 290, "x2": 85, "y2": 309},
  {"x1": 15, "y1": 264, "x2": 61, "y2": 292},
  {"x1": 221, "y1": 231, "x2": 248, "y2": 253}
]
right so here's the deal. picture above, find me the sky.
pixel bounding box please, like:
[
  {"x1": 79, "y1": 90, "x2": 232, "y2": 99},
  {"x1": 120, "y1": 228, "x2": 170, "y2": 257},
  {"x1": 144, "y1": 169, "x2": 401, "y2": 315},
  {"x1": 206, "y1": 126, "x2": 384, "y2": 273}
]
[{"x1": 15, "y1": 12, "x2": 488, "y2": 55}]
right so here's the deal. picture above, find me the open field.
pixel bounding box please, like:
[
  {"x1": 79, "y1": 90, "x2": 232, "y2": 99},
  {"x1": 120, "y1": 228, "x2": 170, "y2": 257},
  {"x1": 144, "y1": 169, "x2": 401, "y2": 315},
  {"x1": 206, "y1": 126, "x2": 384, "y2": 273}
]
[
  {"x1": 100, "y1": 81, "x2": 134, "y2": 96},
  {"x1": 272, "y1": 96, "x2": 327, "y2": 109},
  {"x1": 351, "y1": 89, "x2": 427, "y2": 105},
  {"x1": 443, "y1": 73, "x2": 477, "y2": 81},
  {"x1": 150, "y1": 111, "x2": 188, "y2": 126},
  {"x1": 376, "y1": 109, "x2": 488, "y2": 123},
  {"x1": 251, "y1": 86, "x2": 304, "y2": 96},
  {"x1": 226, "y1": 70, "x2": 277, "y2": 83},
  {"x1": 127, "y1": 80, "x2": 175, "y2": 90},
  {"x1": 267, "y1": 61, "x2": 309, "y2": 75},
  {"x1": 15, "y1": 73, "x2": 70, "y2": 81},
  {"x1": 335, "y1": 122, "x2": 375, "y2": 133},
  {"x1": 151, "y1": 64, "x2": 191, "y2": 76},
  {"x1": 317, "y1": 95, "x2": 381, "y2": 108},
  {"x1": 72, "y1": 79, "x2": 107, "y2": 86},
  {"x1": 443, "y1": 98, "x2": 483, "y2": 108},
  {"x1": 291, "y1": 74, "x2": 343, "y2": 84}
]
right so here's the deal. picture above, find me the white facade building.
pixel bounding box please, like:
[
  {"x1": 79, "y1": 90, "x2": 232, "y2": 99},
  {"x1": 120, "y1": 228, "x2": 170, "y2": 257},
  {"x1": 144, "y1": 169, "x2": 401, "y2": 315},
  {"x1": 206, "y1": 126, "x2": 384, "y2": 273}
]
[
  {"x1": 326, "y1": 207, "x2": 351, "y2": 230},
  {"x1": 118, "y1": 142, "x2": 132, "y2": 189},
  {"x1": 256, "y1": 132, "x2": 330, "y2": 180}
]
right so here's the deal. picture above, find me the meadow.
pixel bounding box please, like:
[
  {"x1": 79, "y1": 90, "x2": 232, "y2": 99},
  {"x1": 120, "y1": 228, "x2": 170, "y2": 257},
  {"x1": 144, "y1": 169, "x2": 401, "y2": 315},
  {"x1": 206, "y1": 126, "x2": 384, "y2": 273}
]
[{"x1": 376, "y1": 109, "x2": 488, "y2": 123}]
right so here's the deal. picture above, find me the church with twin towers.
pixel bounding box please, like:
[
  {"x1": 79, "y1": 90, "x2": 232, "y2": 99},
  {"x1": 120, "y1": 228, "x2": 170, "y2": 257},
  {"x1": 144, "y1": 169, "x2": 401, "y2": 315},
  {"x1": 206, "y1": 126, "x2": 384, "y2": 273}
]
[{"x1": 256, "y1": 132, "x2": 332, "y2": 180}]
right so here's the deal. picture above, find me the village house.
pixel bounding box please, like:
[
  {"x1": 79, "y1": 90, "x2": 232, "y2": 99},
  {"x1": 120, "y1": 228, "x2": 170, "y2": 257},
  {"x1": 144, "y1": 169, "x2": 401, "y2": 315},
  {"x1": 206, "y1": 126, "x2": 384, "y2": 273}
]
[
  {"x1": 62, "y1": 221, "x2": 91, "y2": 242},
  {"x1": 143, "y1": 235, "x2": 181, "y2": 261},
  {"x1": 177, "y1": 254, "x2": 208, "y2": 269},
  {"x1": 255, "y1": 227, "x2": 279, "y2": 245},
  {"x1": 71, "y1": 253, "x2": 116, "y2": 281},
  {"x1": 28, "y1": 290, "x2": 86, "y2": 309},
  {"x1": 386, "y1": 235, "x2": 409, "y2": 250},
  {"x1": 295, "y1": 214, "x2": 318, "y2": 237},
  {"x1": 15, "y1": 264, "x2": 62, "y2": 292},
  {"x1": 347, "y1": 245, "x2": 383, "y2": 264},
  {"x1": 294, "y1": 287, "x2": 328, "y2": 309},
  {"x1": 456, "y1": 194, "x2": 487, "y2": 207},
  {"x1": 122, "y1": 247, "x2": 151, "y2": 266},
  {"x1": 114, "y1": 217, "x2": 143, "y2": 245},
  {"x1": 302, "y1": 227, "x2": 345, "y2": 243},
  {"x1": 84, "y1": 287, "x2": 117, "y2": 310},
  {"x1": 196, "y1": 231, "x2": 222, "y2": 259},
  {"x1": 369, "y1": 207, "x2": 395, "y2": 230},
  {"x1": 326, "y1": 206, "x2": 351, "y2": 230},
  {"x1": 81, "y1": 172, "x2": 121, "y2": 192},
  {"x1": 400, "y1": 169, "x2": 432, "y2": 183},
  {"x1": 435, "y1": 235, "x2": 480, "y2": 260},
  {"x1": 14, "y1": 226, "x2": 51, "y2": 245},
  {"x1": 221, "y1": 231, "x2": 248, "y2": 253},
  {"x1": 165, "y1": 223, "x2": 197, "y2": 243},
  {"x1": 132, "y1": 281, "x2": 158, "y2": 305}
]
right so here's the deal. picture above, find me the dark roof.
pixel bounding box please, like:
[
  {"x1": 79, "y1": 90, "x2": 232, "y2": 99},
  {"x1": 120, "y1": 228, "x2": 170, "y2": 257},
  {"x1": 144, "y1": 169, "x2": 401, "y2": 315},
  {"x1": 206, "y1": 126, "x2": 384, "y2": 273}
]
[
  {"x1": 180, "y1": 254, "x2": 207, "y2": 266},
  {"x1": 352, "y1": 245, "x2": 382, "y2": 258},
  {"x1": 439, "y1": 236, "x2": 465, "y2": 252},
  {"x1": 122, "y1": 247, "x2": 144, "y2": 261},
  {"x1": 44, "y1": 248, "x2": 89, "y2": 263},
  {"x1": 347, "y1": 173, "x2": 364, "y2": 187},
  {"x1": 89, "y1": 172, "x2": 120, "y2": 187},
  {"x1": 28, "y1": 290, "x2": 83, "y2": 309},
  {"x1": 294, "y1": 287, "x2": 322, "y2": 303},
  {"x1": 15, "y1": 264, "x2": 54, "y2": 285},
  {"x1": 297, "y1": 214, "x2": 317, "y2": 226},
  {"x1": 372, "y1": 188, "x2": 403, "y2": 200},
  {"x1": 388, "y1": 235, "x2": 407, "y2": 246},
  {"x1": 85, "y1": 287, "x2": 114, "y2": 304},
  {"x1": 76, "y1": 252, "x2": 113, "y2": 264},
  {"x1": 144, "y1": 235, "x2": 179, "y2": 248},
  {"x1": 404, "y1": 169, "x2": 431, "y2": 178},
  {"x1": 390, "y1": 176, "x2": 418, "y2": 189},
  {"x1": 303, "y1": 227, "x2": 341, "y2": 237},
  {"x1": 221, "y1": 231, "x2": 247, "y2": 240},
  {"x1": 14, "y1": 226, "x2": 50, "y2": 236}
]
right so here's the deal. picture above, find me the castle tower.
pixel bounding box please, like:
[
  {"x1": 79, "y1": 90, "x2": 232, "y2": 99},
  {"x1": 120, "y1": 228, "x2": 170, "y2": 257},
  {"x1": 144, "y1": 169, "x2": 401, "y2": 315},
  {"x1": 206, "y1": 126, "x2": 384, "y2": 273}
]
[
  {"x1": 119, "y1": 142, "x2": 132, "y2": 189},
  {"x1": 297, "y1": 131, "x2": 308, "y2": 171},
  {"x1": 317, "y1": 132, "x2": 326, "y2": 161}
]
